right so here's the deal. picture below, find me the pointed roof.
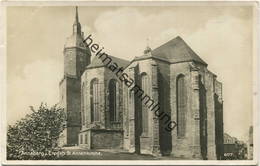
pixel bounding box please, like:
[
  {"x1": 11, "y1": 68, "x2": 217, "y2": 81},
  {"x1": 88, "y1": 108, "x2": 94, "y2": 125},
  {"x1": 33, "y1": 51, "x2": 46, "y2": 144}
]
[
  {"x1": 75, "y1": 6, "x2": 79, "y2": 24},
  {"x1": 73, "y1": 6, "x2": 81, "y2": 34},
  {"x1": 87, "y1": 55, "x2": 130, "y2": 69},
  {"x1": 64, "y1": 7, "x2": 85, "y2": 49},
  {"x1": 152, "y1": 36, "x2": 207, "y2": 65},
  {"x1": 134, "y1": 36, "x2": 207, "y2": 65},
  {"x1": 65, "y1": 34, "x2": 86, "y2": 48}
]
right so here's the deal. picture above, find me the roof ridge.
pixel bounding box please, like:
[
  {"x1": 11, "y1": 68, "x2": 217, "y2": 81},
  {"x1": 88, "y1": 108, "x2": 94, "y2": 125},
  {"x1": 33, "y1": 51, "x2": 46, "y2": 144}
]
[
  {"x1": 152, "y1": 36, "x2": 182, "y2": 53},
  {"x1": 151, "y1": 36, "x2": 207, "y2": 65},
  {"x1": 87, "y1": 54, "x2": 130, "y2": 69}
]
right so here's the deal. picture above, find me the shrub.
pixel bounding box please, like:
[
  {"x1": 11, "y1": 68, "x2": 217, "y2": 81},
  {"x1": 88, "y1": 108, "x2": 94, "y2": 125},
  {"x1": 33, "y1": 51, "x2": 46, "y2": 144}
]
[{"x1": 7, "y1": 103, "x2": 66, "y2": 160}]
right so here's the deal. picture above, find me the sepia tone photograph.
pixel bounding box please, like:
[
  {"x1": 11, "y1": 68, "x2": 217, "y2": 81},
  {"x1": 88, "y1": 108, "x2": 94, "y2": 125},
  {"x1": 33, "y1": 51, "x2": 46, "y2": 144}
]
[{"x1": 2, "y1": 1, "x2": 258, "y2": 164}]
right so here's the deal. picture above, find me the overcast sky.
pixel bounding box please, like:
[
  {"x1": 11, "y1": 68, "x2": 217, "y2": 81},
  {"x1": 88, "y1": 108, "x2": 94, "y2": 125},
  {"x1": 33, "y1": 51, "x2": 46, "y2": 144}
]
[{"x1": 7, "y1": 5, "x2": 254, "y2": 141}]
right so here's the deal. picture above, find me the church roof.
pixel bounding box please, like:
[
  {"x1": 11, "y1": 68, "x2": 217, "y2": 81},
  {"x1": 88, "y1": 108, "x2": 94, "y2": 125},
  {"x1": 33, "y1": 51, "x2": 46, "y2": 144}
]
[
  {"x1": 87, "y1": 54, "x2": 130, "y2": 69},
  {"x1": 134, "y1": 36, "x2": 207, "y2": 65},
  {"x1": 65, "y1": 33, "x2": 86, "y2": 49},
  {"x1": 64, "y1": 7, "x2": 86, "y2": 49},
  {"x1": 153, "y1": 36, "x2": 207, "y2": 65}
]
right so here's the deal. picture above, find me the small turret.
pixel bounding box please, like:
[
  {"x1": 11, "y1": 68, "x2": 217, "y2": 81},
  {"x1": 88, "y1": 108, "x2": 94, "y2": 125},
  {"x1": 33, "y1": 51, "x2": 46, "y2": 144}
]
[{"x1": 144, "y1": 46, "x2": 152, "y2": 54}]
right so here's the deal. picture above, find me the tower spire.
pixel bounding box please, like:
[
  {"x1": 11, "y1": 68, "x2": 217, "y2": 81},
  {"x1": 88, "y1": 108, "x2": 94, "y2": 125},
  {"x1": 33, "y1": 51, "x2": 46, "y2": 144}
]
[
  {"x1": 73, "y1": 6, "x2": 81, "y2": 34},
  {"x1": 75, "y1": 6, "x2": 79, "y2": 23}
]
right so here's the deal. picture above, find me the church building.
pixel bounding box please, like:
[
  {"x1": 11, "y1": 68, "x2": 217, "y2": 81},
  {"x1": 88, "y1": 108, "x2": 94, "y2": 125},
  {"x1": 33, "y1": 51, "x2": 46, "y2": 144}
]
[{"x1": 58, "y1": 7, "x2": 224, "y2": 159}]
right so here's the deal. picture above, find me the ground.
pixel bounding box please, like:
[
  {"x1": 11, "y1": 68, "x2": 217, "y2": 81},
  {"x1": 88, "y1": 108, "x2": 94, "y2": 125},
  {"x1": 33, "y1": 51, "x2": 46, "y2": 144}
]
[{"x1": 57, "y1": 146, "x2": 183, "y2": 160}]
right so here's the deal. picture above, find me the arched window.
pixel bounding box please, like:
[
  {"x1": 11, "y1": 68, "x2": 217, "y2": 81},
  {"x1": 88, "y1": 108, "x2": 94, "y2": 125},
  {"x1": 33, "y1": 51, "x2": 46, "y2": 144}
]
[
  {"x1": 109, "y1": 79, "x2": 119, "y2": 122},
  {"x1": 141, "y1": 73, "x2": 149, "y2": 135},
  {"x1": 90, "y1": 78, "x2": 100, "y2": 122},
  {"x1": 81, "y1": 83, "x2": 85, "y2": 125},
  {"x1": 176, "y1": 74, "x2": 187, "y2": 138}
]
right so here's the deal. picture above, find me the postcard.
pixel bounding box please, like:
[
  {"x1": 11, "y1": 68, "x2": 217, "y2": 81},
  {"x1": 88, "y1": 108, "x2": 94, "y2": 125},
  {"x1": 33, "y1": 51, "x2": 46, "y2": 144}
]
[{"x1": 1, "y1": 1, "x2": 258, "y2": 165}]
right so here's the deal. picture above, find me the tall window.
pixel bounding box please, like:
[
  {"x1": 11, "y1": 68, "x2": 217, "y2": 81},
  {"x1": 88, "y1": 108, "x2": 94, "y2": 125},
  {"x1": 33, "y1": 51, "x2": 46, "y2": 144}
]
[
  {"x1": 109, "y1": 79, "x2": 119, "y2": 122},
  {"x1": 176, "y1": 74, "x2": 187, "y2": 138},
  {"x1": 81, "y1": 83, "x2": 85, "y2": 125},
  {"x1": 90, "y1": 78, "x2": 100, "y2": 122},
  {"x1": 141, "y1": 73, "x2": 149, "y2": 135}
]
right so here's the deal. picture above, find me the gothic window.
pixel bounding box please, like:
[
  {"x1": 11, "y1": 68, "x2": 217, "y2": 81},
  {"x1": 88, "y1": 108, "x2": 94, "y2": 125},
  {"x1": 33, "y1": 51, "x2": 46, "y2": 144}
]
[
  {"x1": 90, "y1": 78, "x2": 100, "y2": 122},
  {"x1": 81, "y1": 83, "x2": 85, "y2": 125},
  {"x1": 141, "y1": 73, "x2": 149, "y2": 135},
  {"x1": 109, "y1": 79, "x2": 120, "y2": 122},
  {"x1": 176, "y1": 74, "x2": 187, "y2": 138}
]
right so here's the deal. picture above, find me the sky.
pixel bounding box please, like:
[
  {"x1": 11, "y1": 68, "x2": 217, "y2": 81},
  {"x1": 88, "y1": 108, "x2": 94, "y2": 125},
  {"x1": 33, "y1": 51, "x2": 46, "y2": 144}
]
[{"x1": 7, "y1": 5, "x2": 254, "y2": 141}]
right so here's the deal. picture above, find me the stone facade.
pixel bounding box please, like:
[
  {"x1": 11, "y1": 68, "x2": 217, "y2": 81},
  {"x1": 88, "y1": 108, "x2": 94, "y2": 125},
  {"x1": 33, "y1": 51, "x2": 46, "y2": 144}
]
[
  {"x1": 58, "y1": 7, "x2": 91, "y2": 146},
  {"x1": 59, "y1": 8, "x2": 224, "y2": 159},
  {"x1": 78, "y1": 62, "x2": 125, "y2": 149}
]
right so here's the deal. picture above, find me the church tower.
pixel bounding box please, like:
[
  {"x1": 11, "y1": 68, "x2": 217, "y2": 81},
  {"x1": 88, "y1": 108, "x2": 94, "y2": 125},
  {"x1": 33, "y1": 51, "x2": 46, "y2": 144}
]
[
  {"x1": 64, "y1": 6, "x2": 91, "y2": 78},
  {"x1": 59, "y1": 7, "x2": 91, "y2": 146}
]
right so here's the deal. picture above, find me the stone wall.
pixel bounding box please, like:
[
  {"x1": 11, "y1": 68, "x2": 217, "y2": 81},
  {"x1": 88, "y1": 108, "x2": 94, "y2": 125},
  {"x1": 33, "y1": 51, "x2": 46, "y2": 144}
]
[
  {"x1": 156, "y1": 60, "x2": 172, "y2": 155},
  {"x1": 135, "y1": 59, "x2": 155, "y2": 154},
  {"x1": 204, "y1": 70, "x2": 217, "y2": 159},
  {"x1": 78, "y1": 57, "x2": 224, "y2": 159},
  {"x1": 66, "y1": 77, "x2": 81, "y2": 126},
  {"x1": 81, "y1": 66, "x2": 124, "y2": 130},
  {"x1": 67, "y1": 126, "x2": 81, "y2": 146},
  {"x1": 170, "y1": 62, "x2": 195, "y2": 158},
  {"x1": 64, "y1": 47, "x2": 91, "y2": 78},
  {"x1": 123, "y1": 62, "x2": 137, "y2": 153},
  {"x1": 91, "y1": 129, "x2": 123, "y2": 149},
  {"x1": 79, "y1": 65, "x2": 124, "y2": 149},
  {"x1": 66, "y1": 77, "x2": 81, "y2": 145},
  {"x1": 122, "y1": 59, "x2": 155, "y2": 154},
  {"x1": 58, "y1": 77, "x2": 67, "y2": 147},
  {"x1": 81, "y1": 67, "x2": 105, "y2": 129},
  {"x1": 64, "y1": 48, "x2": 77, "y2": 77},
  {"x1": 59, "y1": 76, "x2": 81, "y2": 146},
  {"x1": 104, "y1": 69, "x2": 124, "y2": 130},
  {"x1": 79, "y1": 129, "x2": 123, "y2": 149},
  {"x1": 59, "y1": 45, "x2": 90, "y2": 146},
  {"x1": 214, "y1": 79, "x2": 224, "y2": 159}
]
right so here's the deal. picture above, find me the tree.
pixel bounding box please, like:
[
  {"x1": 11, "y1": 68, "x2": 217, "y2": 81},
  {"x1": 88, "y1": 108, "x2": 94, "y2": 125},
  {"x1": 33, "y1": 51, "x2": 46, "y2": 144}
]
[{"x1": 7, "y1": 103, "x2": 66, "y2": 160}]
